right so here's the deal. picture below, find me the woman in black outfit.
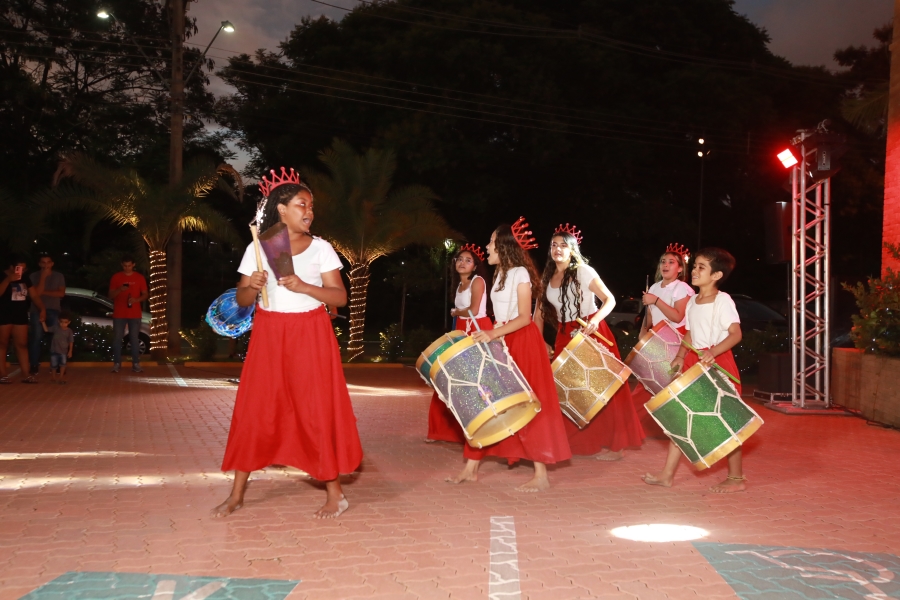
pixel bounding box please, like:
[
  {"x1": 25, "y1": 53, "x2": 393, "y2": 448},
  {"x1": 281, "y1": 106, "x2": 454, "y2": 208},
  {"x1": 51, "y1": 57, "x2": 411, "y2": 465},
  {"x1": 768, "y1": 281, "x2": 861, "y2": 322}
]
[{"x1": 0, "y1": 256, "x2": 45, "y2": 383}]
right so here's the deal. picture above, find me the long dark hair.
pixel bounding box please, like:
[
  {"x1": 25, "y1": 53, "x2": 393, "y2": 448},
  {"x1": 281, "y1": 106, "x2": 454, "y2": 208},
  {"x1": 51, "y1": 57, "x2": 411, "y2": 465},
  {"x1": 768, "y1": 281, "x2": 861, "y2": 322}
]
[
  {"x1": 258, "y1": 183, "x2": 311, "y2": 233},
  {"x1": 540, "y1": 232, "x2": 589, "y2": 329},
  {"x1": 492, "y1": 224, "x2": 541, "y2": 299},
  {"x1": 451, "y1": 249, "x2": 488, "y2": 292}
]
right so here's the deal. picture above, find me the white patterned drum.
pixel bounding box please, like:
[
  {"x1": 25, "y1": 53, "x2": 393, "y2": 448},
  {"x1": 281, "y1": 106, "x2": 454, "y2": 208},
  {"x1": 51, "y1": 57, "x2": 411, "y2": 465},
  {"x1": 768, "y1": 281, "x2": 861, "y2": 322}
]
[{"x1": 430, "y1": 337, "x2": 541, "y2": 449}]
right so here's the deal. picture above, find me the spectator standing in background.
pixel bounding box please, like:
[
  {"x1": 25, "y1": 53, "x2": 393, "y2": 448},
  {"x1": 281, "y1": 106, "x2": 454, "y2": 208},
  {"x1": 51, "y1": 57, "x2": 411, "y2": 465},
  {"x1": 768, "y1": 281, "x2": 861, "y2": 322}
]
[
  {"x1": 28, "y1": 253, "x2": 66, "y2": 375},
  {"x1": 1, "y1": 255, "x2": 45, "y2": 383},
  {"x1": 109, "y1": 255, "x2": 148, "y2": 374}
]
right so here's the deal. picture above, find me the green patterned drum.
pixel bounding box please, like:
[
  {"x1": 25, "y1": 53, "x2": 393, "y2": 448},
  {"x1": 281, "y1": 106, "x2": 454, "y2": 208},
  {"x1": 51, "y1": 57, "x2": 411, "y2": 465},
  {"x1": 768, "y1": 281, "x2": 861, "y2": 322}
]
[
  {"x1": 645, "y1": 362, "x2": 763, "y2": 470},
  {"x1": 416, "y1": 331, "x2": 468, "y2": 387}
]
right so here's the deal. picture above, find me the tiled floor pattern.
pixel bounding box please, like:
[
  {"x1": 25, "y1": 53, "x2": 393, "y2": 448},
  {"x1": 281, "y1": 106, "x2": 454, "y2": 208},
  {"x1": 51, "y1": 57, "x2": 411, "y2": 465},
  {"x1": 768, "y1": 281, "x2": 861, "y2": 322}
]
[{"x1": 0, "y1": 364, "x2": 899, "y2": 599}]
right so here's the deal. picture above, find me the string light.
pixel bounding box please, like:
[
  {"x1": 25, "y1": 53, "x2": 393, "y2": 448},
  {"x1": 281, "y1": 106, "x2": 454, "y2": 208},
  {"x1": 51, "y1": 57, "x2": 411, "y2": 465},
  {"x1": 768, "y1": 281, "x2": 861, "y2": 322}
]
[
  {"x1": 149, "y1": 250, "x2": 168, "y2": 352},
  {"x1": 347, "y1": 262, "x2": 371, "y2": 361}
]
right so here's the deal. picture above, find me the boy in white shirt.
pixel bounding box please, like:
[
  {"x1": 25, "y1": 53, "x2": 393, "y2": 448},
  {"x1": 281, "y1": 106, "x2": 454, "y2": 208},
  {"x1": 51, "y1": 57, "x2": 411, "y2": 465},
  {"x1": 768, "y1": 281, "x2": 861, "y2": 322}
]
[{"x1": 642, "y1": 248, "x2": 746, "y2": 493}]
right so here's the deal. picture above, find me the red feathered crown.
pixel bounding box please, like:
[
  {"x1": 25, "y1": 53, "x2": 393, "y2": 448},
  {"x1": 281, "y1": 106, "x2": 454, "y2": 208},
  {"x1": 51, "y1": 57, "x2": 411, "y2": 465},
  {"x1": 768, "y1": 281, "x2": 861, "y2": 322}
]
[
  {"x1": 258, "y1": 166, "x2": 302, "y2": 198},
  {"x1": 458, "y1": 243, "x2": 486, "y2": 262},
  {"x1": 511, "y1": 216, "x2": 538, "y2": 250},
  {"x1": 665, "y1": 242, "x2": 690, "y2": 261},
  {"x1": 553, "y1": 223, "x2": 583, "y2": 246}
]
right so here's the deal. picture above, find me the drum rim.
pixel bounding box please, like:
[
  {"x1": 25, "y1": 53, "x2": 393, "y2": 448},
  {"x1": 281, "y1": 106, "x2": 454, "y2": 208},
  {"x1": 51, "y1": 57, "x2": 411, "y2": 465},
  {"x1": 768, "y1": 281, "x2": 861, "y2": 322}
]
[
  {"x1": 465, "y1": 391, "x2": 539, "y2": 446},
  {"x1": 691, "y1": 416, "x2": 763, "y2": 470},
  {"x1": 558, "y1": 387, "x2": 614, "y2": 429},
  {"x1": 416, "y1": 330, "x2": 468, "y2": 375},
  {"x1": 429, "y1": 335, "x2": 505, "y2": 381},
  {"x1": 644, "y1": 362, "x2": 708, "y2": 412}
]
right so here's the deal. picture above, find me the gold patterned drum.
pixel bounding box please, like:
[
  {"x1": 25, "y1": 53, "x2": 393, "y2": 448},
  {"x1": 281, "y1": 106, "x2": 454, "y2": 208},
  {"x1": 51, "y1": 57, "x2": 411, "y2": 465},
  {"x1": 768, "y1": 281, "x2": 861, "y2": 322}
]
[
  {"x1": 551, "y1": 331, "x2": 632, "y2": 428},
  {"x1": 645, "y1": 362, "x2": 763, "y2": 470},
  {"x1": 625, "y1": 321, "x2": 683, "y2": 396},
  {"x1": 416, "y1": 330, "x2": 468, "y2": 387},
  {"x1": 430, "y1": 337, "x2": 541, "y2": 448}
]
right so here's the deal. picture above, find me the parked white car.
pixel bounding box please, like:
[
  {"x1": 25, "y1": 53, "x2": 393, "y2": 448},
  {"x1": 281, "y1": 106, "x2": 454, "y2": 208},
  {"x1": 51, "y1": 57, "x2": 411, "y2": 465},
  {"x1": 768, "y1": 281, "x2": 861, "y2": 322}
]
[{"x1": 61, "y1": 287, "x2": 152, "y2": 354}]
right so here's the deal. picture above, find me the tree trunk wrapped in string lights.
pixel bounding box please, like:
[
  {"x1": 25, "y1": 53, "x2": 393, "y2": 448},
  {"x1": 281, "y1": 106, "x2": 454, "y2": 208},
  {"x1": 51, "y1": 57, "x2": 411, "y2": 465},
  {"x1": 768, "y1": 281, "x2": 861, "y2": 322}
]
[
  {"x1": 46, "y1": 153, "x2": 244, "y2": 360},
  {"x1": 302, "y1": 140, "x2": 458, "y2": 361},
  {"x1": 149, "y1": 250, "x2": 169, "y2": 352},
  {"x1": 346, "y1": 262, "x2": 371, "y2": 361}
]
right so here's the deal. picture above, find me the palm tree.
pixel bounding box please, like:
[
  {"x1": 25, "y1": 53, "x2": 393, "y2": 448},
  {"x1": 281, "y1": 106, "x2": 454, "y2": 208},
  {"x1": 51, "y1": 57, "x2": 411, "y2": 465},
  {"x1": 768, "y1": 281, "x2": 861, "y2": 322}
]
[
  {"x1": 304, "y1": 140, "x2": 459, "y2": 361},
  {"x1": 43, "y1": 153, "x2": 244, "y2": 359}
]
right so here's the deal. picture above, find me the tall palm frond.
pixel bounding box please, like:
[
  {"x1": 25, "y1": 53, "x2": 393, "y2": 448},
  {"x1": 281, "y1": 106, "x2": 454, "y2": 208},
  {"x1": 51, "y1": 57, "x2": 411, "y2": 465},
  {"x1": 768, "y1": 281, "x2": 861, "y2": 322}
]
[
  {"x1": 303, "y1": 139, "x2": 459, "y2": 361},
  {"x1": 41, "y1": 153, "x2": 243, "y2": 356},
  {"x1": 841, "y1": 81, "x2": 889, "y2": 136}
]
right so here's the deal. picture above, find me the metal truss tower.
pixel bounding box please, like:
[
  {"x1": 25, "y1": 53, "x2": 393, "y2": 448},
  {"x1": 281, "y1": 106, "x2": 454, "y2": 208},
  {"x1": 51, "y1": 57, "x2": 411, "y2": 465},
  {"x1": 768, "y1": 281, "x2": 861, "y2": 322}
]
[{"x1": 788, "y1": 131, "x2": 832, "y2": 409}]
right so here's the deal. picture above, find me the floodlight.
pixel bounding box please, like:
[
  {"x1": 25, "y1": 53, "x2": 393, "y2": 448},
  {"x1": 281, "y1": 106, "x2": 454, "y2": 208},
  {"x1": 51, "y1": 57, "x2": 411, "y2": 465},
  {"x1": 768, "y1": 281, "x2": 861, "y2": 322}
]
[{"x1": 777, "y1": 149, "x2": 798, "y2": 169}]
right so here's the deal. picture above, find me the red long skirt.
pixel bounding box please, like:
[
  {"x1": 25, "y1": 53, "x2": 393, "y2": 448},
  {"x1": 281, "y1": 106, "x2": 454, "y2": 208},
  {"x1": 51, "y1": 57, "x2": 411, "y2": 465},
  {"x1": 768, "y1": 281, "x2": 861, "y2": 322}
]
[
  {"x1": 683, "y1": 348, "x2": 742, "y2": 397},
  {"x1": 630, "y1": 324, "x2": 688, "y2": 439},
  {"x1": 221, "y1": 306, "x2": 363, "y2": 480},
  {"x1": 463, "y1": 321, "x2": 572, "y2": 464},
  {"x1": 426, "y1": 316, "x2": 494, "y2": 443},
  {"x1": 554, "y1": 316, "x2": 645, "y2": 454}
]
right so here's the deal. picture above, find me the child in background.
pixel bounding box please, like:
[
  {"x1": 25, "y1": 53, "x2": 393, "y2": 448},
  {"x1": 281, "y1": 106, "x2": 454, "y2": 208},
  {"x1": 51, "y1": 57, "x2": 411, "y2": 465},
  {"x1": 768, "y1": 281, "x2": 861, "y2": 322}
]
[{"x1": 45, "y1": 312, "x2": 74, "y2": 384}]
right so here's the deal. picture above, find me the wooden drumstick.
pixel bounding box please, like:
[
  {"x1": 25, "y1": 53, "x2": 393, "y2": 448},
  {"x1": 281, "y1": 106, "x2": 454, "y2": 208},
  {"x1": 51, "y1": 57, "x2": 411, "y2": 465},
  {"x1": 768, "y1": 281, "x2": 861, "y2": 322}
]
[
  {"x1": 575, "y1": 318, "x2": 613, "y2": 346},
  {"x1": 249, "y1": 224, "x2": 269, "y2": 309},
  {"x1": 679, "y1": 340, "x2": 742, "y2": 385}
]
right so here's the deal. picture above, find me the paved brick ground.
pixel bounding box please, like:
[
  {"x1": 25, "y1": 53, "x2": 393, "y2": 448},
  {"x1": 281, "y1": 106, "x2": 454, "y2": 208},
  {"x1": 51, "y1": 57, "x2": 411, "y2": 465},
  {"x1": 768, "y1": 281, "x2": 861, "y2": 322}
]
[{"x1": 1, "y1": 364, "x2": 899, "y2": 599}]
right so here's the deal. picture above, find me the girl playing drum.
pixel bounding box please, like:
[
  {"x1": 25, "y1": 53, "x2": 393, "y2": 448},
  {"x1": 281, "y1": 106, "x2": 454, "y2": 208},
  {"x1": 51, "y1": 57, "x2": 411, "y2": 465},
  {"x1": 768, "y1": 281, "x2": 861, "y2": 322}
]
[
  {"x1": 631, "y1": 244, "x2": 695, "y2": 432},
  {"x1": 214, "y1": 169, "x2": 363, "y2": 519},
  {"x1": 533, "y1": 225, "x2": 645, "y2": 459},
  {"x1": 425, "y1": 244, "x2": 492, "y2": 443},
  {"x1": 447, "y1": 218, "x2": 571, "y2": 492}
]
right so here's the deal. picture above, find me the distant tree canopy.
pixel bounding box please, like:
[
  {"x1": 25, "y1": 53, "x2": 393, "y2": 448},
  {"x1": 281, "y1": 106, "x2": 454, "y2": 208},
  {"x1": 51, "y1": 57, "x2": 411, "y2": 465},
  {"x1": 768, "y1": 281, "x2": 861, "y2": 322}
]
[
  {"x1": 216, "y1": 0, "x2": 881, "y2": 293},
  {"x1": 0, "y1": 0, "x2": 223, "y2": 192}
]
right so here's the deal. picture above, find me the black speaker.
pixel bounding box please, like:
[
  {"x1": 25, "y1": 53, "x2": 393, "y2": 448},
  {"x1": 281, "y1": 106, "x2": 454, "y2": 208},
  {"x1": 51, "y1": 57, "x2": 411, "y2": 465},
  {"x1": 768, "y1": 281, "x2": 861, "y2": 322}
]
[
  {"x1": 758, "y1": 352, "x2": 792, "y2": 393},
  {"x1": 763, "y1": 202, "x2": 791, "y2": 264}
]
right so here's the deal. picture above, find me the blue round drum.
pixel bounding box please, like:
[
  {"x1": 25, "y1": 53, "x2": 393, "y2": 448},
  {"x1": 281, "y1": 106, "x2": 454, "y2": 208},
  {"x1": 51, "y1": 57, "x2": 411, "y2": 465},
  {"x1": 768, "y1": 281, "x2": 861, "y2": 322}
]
[{"x1": 206, "y1": 288, "x2": 255, "y2": 338}]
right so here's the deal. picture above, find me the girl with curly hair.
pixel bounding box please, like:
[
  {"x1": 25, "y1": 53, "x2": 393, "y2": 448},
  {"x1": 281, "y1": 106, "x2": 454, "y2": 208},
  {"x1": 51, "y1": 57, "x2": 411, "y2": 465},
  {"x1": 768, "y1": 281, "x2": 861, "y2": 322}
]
[
  {"x1": 447, "y1": 221, "x2": 571, "y2": 492},
  {"x1": 533, "y1": 226, "x2": 644, "y2": 459}
]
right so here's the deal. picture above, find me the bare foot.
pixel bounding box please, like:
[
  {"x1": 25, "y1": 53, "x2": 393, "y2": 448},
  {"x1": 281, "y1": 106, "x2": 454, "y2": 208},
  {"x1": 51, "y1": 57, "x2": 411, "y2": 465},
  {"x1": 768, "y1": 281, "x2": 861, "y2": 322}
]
[
  {"x1": 709, "y1": 477, "x2": 746, "y2": 494},
  {"x1": 211, "y1": 497, "x2": 243, "y2": 518},
  {"x1": 515, "y1": 474, "x2": 550, "y2": 493},
  {"x1": 446, "y1": 466, "x2": 478, "y2": 484},
  {"x1": 314, "y1": 495, "x2": 349, "y2": 519},
  {"x1": 424, "y1": 438, "x2": 436, "y2": 443},
  {"x1": 641, "y1": 472, "x2": 673, "y2": 487},
  {"x1": 595, "y1": 449, "x2": 624, "y2": 461}
]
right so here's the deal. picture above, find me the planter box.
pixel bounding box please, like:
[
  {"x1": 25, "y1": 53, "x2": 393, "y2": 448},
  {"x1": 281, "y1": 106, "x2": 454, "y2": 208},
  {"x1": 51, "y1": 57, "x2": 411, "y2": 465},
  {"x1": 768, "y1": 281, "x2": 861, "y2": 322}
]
[{"x1": 832, "y1": 348, "x2": 900, "y2": 427}]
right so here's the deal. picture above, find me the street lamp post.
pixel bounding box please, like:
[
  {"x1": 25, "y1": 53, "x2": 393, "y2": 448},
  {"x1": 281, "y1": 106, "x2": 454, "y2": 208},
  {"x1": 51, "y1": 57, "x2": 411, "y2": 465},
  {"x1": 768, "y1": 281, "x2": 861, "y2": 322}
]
[
  {"x1": 99, "y1": 6, "x2": 233, "y2": 356},
  {"x1": 696, "y1": 138, "x2": 708, "y2": 251}
]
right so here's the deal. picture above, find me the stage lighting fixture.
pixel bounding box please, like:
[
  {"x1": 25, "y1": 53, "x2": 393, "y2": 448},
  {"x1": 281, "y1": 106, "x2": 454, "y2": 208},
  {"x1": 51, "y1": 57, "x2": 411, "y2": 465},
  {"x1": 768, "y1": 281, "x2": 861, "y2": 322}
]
[{"x1": 777, "y1": 149, "x2": 798, "y2": 168}]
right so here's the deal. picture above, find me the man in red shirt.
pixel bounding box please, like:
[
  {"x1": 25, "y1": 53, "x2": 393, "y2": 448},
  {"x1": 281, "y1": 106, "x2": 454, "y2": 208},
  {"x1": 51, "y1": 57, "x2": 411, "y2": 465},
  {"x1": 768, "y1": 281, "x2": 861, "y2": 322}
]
[{"x1": 109, "y1": 255, "x2": 149, "y2": 373}]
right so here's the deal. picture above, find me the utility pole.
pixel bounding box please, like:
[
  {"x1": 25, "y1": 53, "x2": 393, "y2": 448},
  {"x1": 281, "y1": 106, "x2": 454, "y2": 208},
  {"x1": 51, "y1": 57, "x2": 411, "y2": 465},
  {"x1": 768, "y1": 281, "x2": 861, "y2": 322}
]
[{"x1": 167, "y1": 0, "x2": 186, "y2": 356}]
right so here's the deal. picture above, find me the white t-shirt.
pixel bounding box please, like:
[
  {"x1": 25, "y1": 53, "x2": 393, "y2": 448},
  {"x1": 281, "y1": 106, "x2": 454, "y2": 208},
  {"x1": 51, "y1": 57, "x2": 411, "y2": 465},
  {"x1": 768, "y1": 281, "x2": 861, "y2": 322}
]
[
  {"x1": 684, "y1": 292, "x2": 741, "y2": 349},
  {"x1": 455, "y1": 275, "x2": 487, "y2": 319},
  {"x1": 238, "y1": 237, "x2": 343, "y2": 313},
  {"x1": 545, "y1": 264, "x2": 600, "y2": 322},
  {"x1": 491, "y1": 266, "x2": 531, "y2": 323},
  {"x1": 648, "y1": 279, "x2": 695, "y2": 328}
]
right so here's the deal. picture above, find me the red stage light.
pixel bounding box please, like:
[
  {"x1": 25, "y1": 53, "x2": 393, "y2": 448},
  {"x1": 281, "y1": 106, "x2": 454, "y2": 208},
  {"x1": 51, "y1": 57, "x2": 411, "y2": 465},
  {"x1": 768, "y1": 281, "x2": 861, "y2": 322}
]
[{"x1": 778, "y1": 149, "x2": 798, "y2": 168}]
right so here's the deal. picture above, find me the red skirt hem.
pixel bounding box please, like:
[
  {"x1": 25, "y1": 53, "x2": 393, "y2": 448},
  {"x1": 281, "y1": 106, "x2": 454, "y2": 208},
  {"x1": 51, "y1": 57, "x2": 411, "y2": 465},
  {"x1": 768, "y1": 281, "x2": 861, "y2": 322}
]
[
  {"x1": 221, "y1": 306, "x2": 363, "y2": 480},
  {"x1": 555, "y1": 315, "x2": 645, "y2": 454}
]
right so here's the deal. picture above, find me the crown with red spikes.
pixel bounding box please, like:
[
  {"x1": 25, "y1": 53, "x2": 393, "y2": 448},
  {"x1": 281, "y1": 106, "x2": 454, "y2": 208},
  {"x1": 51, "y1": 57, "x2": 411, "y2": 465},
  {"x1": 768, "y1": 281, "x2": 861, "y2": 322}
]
[
  {"x1": 511, "y1": 216, "x2": 538, "y2": 250},
  {"x1": 665, "y1": 242, "x2": 691, "y2": 261},
  {"x1": 553, "y1": 223, "x2": 583, "y2": 246},
  {"x1": 258, "y1": 166, "x2": 302, "y2": 198},
  {"x1": 458, "y1": 243, "x2": 486, "y2": 263}
]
